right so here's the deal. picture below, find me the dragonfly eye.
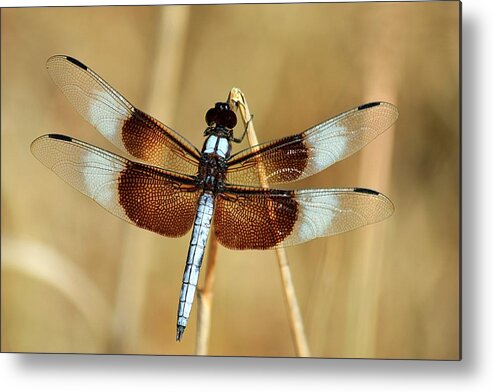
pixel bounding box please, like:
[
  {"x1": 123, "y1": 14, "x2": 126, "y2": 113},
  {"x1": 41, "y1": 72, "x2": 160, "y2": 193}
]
[{"x1": 205, "y1": 108, "x2": 218, "y2": 125}]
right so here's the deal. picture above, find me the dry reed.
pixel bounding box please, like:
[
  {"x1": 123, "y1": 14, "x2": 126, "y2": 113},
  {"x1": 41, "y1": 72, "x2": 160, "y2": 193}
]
[{"x1": 228, "y1": 88, "x2": 311, "y2": 357}]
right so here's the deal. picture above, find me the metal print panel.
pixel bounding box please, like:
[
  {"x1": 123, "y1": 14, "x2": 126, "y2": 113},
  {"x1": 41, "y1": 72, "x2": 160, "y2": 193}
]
[{"x1": 1, "y1": 1, "x2": 460, "y2": 359}]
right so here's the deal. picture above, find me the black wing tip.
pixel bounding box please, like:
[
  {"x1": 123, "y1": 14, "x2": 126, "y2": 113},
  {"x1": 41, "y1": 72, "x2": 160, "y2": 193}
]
[
  {"x1": 176, "y1": 326, "x2": 185, "y2": 342},
  {"x1": 30, "y1": 134, "x2": 73, "y2": 152},
  {"x1": 47, "y1": 133, "x2": 73, "y2": 142},
  {"x1": 357, "y1": 102, "x2": 382, "y2": 111},
  {"x1": 357, "y1": 101, "x2": 399, "y2": 115},
  {"x1": 47, "y1": 55, "x2": 88, "y2": 70},
  {"x1": 353, "y1": 187, "x2": 380, "y2": 195},
  {"x1": 353, "y1": 188, "x2": 395, "y2": 216},
  {"x1": 64, "y1": 56, "x2": 88, "y2": 70}
]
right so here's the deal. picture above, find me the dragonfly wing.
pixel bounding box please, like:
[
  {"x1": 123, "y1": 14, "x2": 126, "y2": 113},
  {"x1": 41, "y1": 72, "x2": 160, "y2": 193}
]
[
  {"x1": 47, "y1": 55, "x2": 201, "y2": 175},
  {"x1": 31, "y1": 134, "x2": 201, "y2": 237},
  {"x1": 226, "y1": 102, "x2": 398, "y2": 186},
  {"x1": 214, "y1": 185, "x2": 394, "y2": 250}
]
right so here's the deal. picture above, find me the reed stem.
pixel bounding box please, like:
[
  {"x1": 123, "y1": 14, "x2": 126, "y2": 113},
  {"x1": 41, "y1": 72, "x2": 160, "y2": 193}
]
[{"x1": 227, "y1": 88, "x2": 311, "y2": 357}]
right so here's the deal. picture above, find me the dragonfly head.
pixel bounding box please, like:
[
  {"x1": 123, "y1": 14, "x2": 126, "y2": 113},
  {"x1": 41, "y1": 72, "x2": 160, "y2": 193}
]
[{"x1": 205, "y1": 102, "x2": 237, "y2": 133}]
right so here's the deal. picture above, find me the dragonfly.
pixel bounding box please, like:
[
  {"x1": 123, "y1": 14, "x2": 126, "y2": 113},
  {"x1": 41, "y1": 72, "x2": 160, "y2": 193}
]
[{"x1": 31, "y1": 55, "x2": 398, "y2": 341}]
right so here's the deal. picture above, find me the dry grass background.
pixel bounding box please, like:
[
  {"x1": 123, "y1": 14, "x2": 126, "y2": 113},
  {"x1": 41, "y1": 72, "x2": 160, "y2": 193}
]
[{"x1": 1, "y1": 2, "x2": 459, "y2": 359}]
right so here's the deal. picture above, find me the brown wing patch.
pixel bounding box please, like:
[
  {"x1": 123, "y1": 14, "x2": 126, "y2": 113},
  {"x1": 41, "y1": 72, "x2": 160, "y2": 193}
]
[
  {"x1": 119, "y1": 164, "x2": 200, "y2": 237},
  {"x1": 214, "y1": 186, "x2": 298, "y2": 250},
  {"x1": 121, "y1": 109, "x2": 201, "y2": 175}
]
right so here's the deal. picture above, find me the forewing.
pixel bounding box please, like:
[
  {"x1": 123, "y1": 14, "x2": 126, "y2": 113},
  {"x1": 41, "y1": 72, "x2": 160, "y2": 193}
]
[
  {"x1": 214, "y1": 186, "x2": 394, "y2": 250},
  {"x1": 31, "y1": 134, "x2": 201, "y2": 237},
  {"x1": 226, "y1": 102, "x2": 398, "y2": 186},
  {"x1": 46, "y1": 55, "x2": 201, "y2": 174}
]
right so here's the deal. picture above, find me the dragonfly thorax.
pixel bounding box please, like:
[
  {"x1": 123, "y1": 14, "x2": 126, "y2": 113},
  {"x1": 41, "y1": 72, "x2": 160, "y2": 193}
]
[
  {"x1": 198, "y1": 134, "x2": 230, "y2": 193},
  {"x1": 202, "y1": 134, "x2": 231, "y2": 159}
]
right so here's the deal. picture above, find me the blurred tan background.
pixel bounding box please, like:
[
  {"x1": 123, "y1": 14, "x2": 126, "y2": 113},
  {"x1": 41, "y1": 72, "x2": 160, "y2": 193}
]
[{"x1": 1, "y1": 2, "x2": 459, "y2": 359}]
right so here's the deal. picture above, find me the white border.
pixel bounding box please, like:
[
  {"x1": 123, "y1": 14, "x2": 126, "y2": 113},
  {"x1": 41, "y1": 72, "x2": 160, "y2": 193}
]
[{"x1": 1, "y1": 0, "x2": 401, "y2": 7}]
